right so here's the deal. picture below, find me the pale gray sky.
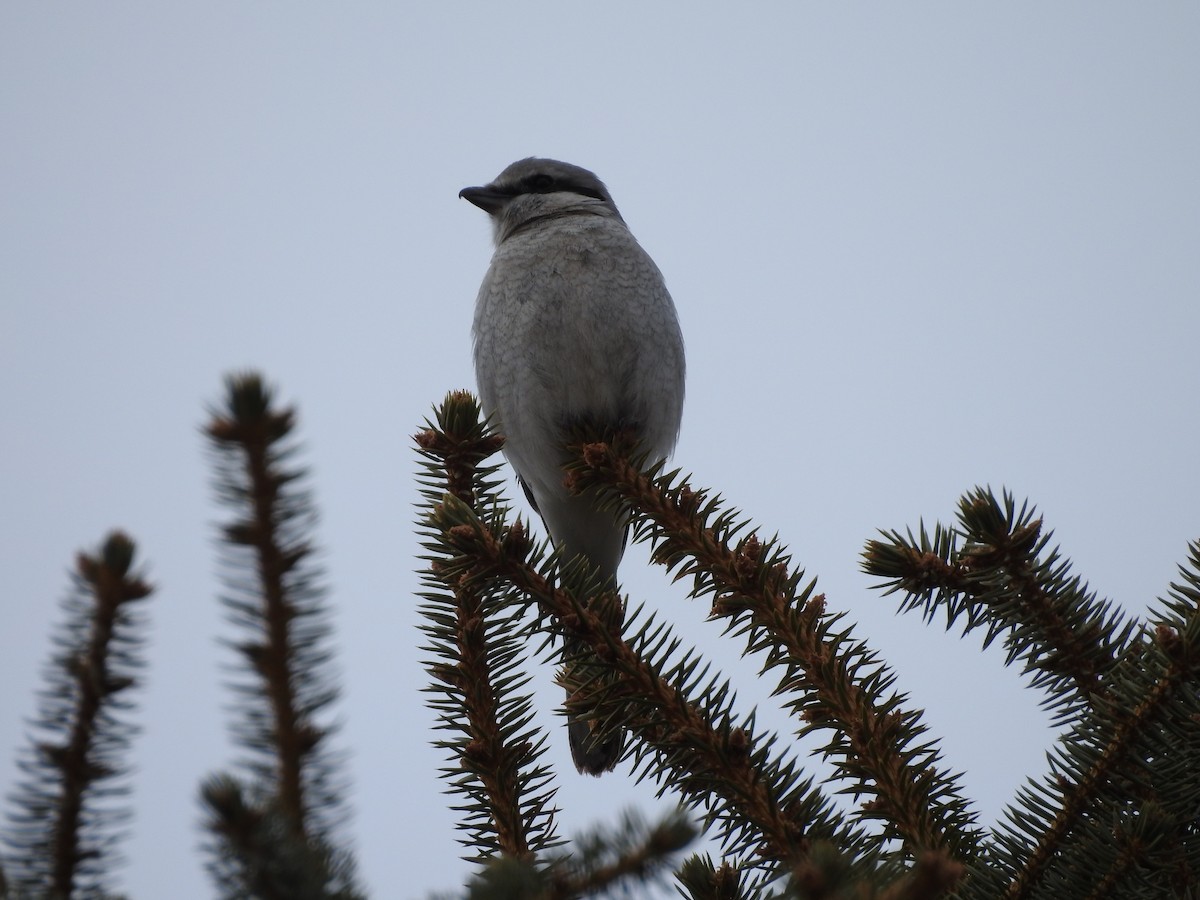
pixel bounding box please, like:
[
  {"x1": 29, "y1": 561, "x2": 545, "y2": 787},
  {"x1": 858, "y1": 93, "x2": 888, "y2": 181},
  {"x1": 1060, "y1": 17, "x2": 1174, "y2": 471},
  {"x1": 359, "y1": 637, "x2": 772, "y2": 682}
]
[{"x1": 2, "y1": 4, "x2": 1198, "y2": 897}]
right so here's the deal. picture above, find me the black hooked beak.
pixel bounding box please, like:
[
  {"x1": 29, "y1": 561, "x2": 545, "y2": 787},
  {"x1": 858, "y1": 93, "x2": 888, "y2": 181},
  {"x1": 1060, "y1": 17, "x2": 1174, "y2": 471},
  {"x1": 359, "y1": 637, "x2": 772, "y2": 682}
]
[{"x1": 458, "y1": 185, "x2": 508, "y2": 215}]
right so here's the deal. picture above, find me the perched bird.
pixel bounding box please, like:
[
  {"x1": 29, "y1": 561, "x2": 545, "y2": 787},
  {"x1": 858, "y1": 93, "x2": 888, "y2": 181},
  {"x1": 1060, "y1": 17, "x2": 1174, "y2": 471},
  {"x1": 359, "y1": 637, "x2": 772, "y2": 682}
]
[{"x1": 461, "y1": 158, "x2": 686, "y2": 774}]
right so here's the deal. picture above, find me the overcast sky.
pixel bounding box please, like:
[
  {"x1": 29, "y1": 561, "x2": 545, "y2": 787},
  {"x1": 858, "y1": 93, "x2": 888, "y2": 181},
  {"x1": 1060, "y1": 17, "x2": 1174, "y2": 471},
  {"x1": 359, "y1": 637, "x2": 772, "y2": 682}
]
[{"x1": 2, "y1": 4, "x2": 1198, "y2": 898}]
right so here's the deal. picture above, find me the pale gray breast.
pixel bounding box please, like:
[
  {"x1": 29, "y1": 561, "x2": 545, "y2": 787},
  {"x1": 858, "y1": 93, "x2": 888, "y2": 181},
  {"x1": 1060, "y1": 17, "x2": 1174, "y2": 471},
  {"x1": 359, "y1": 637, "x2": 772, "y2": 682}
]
[{"x1": 473, "y1": 212, "x2": 684, "y2": 490}]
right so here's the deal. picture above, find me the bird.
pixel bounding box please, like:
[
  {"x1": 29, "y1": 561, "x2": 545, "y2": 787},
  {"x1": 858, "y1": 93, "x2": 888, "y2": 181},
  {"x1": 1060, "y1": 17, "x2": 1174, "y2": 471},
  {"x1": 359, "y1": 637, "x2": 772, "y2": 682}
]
[{"x1": 460, "y1": 158, "x2": 686, "y2": 774}]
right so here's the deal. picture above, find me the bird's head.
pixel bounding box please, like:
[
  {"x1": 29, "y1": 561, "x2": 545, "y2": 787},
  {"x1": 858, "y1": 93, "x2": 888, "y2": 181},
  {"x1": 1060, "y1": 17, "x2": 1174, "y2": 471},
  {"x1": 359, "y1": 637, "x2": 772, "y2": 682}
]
[{"x1": 459, "y1": 158, "x2": 624, "y2": 244}]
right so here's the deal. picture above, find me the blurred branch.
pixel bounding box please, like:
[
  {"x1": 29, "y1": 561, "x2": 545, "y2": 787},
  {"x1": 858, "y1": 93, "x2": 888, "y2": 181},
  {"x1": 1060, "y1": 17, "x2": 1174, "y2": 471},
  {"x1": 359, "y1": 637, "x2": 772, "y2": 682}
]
[
  {"x1": 1, "y1": 532, "x2": 152, "y2": 898},
  {"x1": 201, "y1": 372, "x2": 360, "y2": 899}
]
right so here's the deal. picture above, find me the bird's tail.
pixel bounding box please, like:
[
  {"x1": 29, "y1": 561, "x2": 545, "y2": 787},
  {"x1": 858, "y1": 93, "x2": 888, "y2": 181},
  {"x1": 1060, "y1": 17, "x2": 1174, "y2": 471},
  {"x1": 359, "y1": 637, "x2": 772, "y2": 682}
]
[
  {"x1": 532, "y1": 489, "x2": 633, "y2": 777},
  {"x1": 564, "y1": 634, "x2": 625, "y2": 776},
  {"x1": 541, "y1": 493, "x2": 628, "y2": 775},
  {"x1": 559, "y1": 560, "x2": 625, "y2": 775}
]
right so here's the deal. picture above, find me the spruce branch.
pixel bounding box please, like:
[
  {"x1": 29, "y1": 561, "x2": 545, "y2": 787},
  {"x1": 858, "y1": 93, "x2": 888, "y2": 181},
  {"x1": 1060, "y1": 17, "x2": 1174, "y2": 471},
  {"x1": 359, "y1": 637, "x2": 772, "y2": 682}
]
[
  {"x1": 415, "y1": 392, "x2": 1199, "y2": 898},
  {"x1": 783, "y1": 842, "x2": 963, "y2": 900},
  {"x1": 414, "y1": 389, "x2": 506, "y2": 509},
  {"x1": 960, "y1": 538, "x2": 1200, "y2": 900},
  {"x1": 200, "y1": 774, "x2": 361, "y2": 900},
  {"x1": 566, "y1": 438, "x2": 977, "y2": 864},
  {"x1": 416, "y1": 391, "x2": 561, "y2": 861},
  {"x1": 864, "y1": 488, "x2": 1135, "y2": 723},
  {"x1": 458, "y1": 807, "x2": 695, "y2": 900},
  {"x1": 1, "y1": 531, "x2": 152, "y2": 899},
  {"x1": 543, "y1": 808, "x2": 695, "y2": 898},
  {"x1": 865, "y1": 489, "x2": 1200, "y2": 897},
  {"x1": 430, "y1": 490, "x2": 866, "y2": 887},
  {"x1": 202, "y1": 372, "x2": 359, "y2": 897},
  {"x1": 875, "y1": 850, "x2": 966, "y2": 900},
  {"x1": 676, "y1": 854, "x2": 746, "y2": 900},
  {"x1": 982, "y1": 622, "x2": 1199, "y2": 900}
]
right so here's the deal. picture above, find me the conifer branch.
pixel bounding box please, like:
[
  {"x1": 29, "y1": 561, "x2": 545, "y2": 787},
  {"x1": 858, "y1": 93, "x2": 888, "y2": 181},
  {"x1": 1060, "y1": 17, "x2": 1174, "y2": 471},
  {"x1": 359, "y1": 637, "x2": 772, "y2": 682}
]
[
  {"x1": 201, "y1": 775, "x2": 289, "y2": 900},
  {"x1": 202, "y1": 372, "x2": 359, "y2": 898},
  {"x1": 1, "y1": 531, "x2": 152, "y2": 898},
  {"x1": 200, "y1": 773, "x2": 362, "y2": 900},
  {"x1": 462, "y1": 812, "x2": 695, "y2": 900},
  {"x1": 864, "y1": 489, "x2": 1134, "y2": 723},
  {"x1": 1075, "y1": 796, "x2": 1172, "y2": 900},
  {"x1": 866, "y1": 491, "x2": 1200, "y2": 897},
  {"x1": 414, "y1": 389, "x2": 506, "y2": 509},
  {"x1": 430, "y1": 491, "x2": 863, "y2": 884},
  {"x1": 876, "y1": 849, "x2": 966, "y2": 900},
  {"x1": 428, "y1": 562, "x2": 546, "y2": 860},
  {"x1": 783, "y1": 843, "x2": 964, "y2": 900},
  {"x1": 676, "y1": 854, "x2": 746, "y2": 900},
  {"x1": 567, "y1": 438, "x2": 977, "y2": 863},
  {"x1": 416, "y1": 391, "x2": 560, "y2": 860},
  {"x1": 964, "y1": 540, "x2": 1200, "y2": 899},
  {"x1": 414, "y1": 393, "x2": 1199, "y2": 898},
  {"x1": 543, "y1": 808, "x2": 695, "y2": 898},
  {"x1": 993, "y1": 626, "x2": 1197, "y2": 900}
]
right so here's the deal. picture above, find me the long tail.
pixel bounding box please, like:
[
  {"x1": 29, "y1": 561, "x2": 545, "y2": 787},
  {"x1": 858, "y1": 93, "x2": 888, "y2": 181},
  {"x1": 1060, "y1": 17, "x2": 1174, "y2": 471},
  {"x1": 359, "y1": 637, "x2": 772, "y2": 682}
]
[
  {"x1": 564, "y1": 630, "x2": 624, "y2": 775},
  {"x1": 528, "y1": 481, "x2": 628, "y2": 775}
]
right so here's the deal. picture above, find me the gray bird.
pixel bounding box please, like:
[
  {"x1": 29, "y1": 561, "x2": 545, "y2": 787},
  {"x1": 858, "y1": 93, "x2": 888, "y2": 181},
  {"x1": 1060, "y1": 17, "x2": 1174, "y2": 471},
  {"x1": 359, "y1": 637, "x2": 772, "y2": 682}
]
[{"x1": 460, "y1": 158, "x2": 685, "y2": 774}]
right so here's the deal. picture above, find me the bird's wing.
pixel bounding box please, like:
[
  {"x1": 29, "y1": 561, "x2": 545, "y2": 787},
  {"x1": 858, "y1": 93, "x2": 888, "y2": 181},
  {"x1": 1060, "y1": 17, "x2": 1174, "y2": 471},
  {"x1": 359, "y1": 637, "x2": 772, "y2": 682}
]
[{"x1": 518, "y1": 474, "x2": 542, "y2": 516}]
